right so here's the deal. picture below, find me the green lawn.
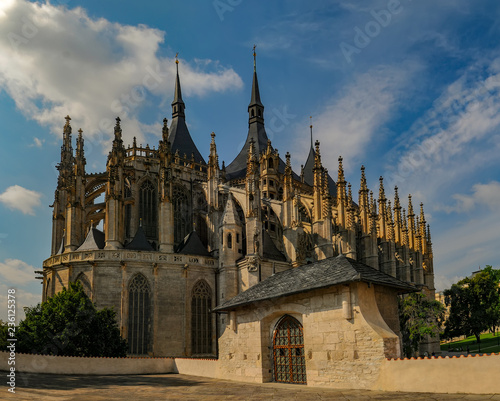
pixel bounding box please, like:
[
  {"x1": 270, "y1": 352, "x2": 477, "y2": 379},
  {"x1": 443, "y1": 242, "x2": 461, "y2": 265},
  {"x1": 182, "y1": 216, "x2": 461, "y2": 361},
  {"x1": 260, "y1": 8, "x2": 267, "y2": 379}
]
[{"x1": 441, "y1": 332, "x2": 500, "y2": 353}]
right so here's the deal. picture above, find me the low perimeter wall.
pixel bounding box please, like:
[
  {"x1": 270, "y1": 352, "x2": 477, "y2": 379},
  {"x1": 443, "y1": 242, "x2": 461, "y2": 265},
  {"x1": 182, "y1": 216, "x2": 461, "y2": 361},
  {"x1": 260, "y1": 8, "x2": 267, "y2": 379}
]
[
  {"x1": 2, "y1": 351, "x2": 500, "y2": 394},
  {"x1": 375, "y1": 354, "x2": 500, "y2": 394},
  {"x1": 1, "y1": 351, "x2": 176, "y2": 375}
]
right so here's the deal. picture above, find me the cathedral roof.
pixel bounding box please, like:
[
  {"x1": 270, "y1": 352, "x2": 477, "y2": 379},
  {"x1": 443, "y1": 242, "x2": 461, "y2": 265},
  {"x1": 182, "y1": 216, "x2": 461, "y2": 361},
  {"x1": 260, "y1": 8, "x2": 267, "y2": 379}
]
[
  {"x1": 175, "y1": 231, "x2": 211, "y2": 257},
  {"x1": 213, "y1": 254, "x2": 416, "y2": 312},
  {"x1": 77, "y1": 228, "x2": 105, "y2": 251},
  {"x1": 225, "y1": 58, "x2": 299, "y2": 181},
  {"x1": 126, "y1": 225, "x2": 154, "y2": 251},
  {"x1": 302, "y1": 145, "x2": 337, "y2": 196},
  {"x1": 168, "y1": 61, "x2": 206, "y2": 165}
]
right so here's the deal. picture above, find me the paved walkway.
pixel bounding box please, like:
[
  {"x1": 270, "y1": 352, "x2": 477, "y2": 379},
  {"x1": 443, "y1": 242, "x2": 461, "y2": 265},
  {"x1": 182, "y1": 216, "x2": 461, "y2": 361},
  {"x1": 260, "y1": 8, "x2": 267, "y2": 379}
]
[{"x1": 2, "y1": 372, "x2": 499, "y2": 400}]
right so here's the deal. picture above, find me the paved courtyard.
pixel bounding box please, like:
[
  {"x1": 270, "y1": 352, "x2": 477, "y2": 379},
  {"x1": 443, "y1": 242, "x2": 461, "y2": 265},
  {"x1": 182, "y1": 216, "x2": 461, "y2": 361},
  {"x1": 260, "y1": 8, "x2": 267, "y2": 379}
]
[{"x1": 2, "y1": 372, "x2": 499, "y2": 400}]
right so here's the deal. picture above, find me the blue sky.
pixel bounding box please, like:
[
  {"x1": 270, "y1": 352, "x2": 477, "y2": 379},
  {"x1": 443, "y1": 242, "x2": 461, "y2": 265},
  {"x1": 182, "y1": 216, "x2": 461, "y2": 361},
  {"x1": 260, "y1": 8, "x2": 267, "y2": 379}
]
[{"x1": 1, "y1": 0, "x2": 500, "y2": 321}]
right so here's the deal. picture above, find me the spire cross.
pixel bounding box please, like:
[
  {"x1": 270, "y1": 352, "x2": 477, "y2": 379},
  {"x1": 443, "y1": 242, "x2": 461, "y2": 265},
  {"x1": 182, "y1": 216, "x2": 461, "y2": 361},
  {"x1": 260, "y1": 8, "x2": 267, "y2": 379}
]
[
  {"x1": 253, "y1": 44, "x2": 257, "y2": 72},
  {"x1": 175, "y1": 52, "x2": 179, "y2": 74}
]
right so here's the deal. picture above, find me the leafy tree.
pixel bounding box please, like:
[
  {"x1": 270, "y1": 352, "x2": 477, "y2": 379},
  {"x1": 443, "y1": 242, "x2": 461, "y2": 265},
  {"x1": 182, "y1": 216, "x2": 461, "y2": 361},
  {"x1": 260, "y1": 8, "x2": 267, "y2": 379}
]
[
  {"x1": 444, "y1": 267, "x2": 500, "y2": 342},
  {"x1": 17, "y1": 281, "x2": 127, "y2": 357},
  {"x1": 0, "y1": 320, "x2": 8, "y2": 349},
  {"x1": 399, "y1": 292, "x2": 445, "y2": 358}
]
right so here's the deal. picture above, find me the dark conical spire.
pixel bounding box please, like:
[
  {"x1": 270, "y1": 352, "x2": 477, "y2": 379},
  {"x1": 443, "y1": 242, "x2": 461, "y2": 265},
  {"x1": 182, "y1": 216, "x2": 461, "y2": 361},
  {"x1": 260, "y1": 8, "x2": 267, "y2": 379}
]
[
  {"x1": 249, "y1": 45, "x2": 263, "y2": 109},
  {"x1": 172, "y1": 53, "x2": 185, "y2": 119},
  {"x1": 168, "y1": 55, "x2": 205, "y2": 165},
  {"x1": 226, "y1": 46, "x2": 268, "y2": 179}
]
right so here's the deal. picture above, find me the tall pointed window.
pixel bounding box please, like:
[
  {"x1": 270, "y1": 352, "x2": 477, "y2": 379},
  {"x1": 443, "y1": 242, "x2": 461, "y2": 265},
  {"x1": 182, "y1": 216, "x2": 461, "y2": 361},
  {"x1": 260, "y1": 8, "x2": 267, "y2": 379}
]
[
  {"x1": 173, "y1": 185, "x2": 191, "y2": 246},
  {"x1": 191, "y1": 280, "x2": 212, "y2": 355},
  {"x1": 139, "y1": 180, "x2": 157, "y2": 240},
  {"x1": 128, "y1": 274, "x2": 151, "y2": 355}
]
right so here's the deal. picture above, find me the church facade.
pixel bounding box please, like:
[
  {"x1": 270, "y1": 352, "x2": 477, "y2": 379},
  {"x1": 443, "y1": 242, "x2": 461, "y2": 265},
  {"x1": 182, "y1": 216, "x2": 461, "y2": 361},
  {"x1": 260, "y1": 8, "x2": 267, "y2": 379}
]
[{"x1": 42, "y1": 55, "x2": 437, "y2": 384}]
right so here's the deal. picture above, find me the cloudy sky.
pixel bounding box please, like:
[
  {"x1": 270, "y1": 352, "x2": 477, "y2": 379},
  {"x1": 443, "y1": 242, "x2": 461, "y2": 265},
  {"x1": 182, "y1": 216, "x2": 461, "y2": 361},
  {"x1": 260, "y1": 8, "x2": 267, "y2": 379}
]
[{"x1": 1, "y1": 0, "x2": 499, "y2": 321}]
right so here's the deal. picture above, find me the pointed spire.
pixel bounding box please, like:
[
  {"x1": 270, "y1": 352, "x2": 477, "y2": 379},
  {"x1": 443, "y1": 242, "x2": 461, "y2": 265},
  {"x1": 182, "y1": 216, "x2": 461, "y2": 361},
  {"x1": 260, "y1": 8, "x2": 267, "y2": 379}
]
[
  {"x1": 393, "y1": 186, "x2": 402, "y2": 244},
  {"x1": 347, "y1": 183, "x2": 354, "y2": 229},
  {"x1": 309, "y1": 116, "x2": 313, "y2": 149},
  {"x1": 222, "y1": 192, "x2": 241, "y2": 226},
  {"x1": 208, "y1": 131, "x2": 219, "y2": 171},
  {"x1": 162, "y1": 118, "x2": 169, "y2": 142},
  {"x1": 285, "y1": 152, "x2": 291, "y2": 175},
  {"x1": 387, "y1": 200, "x2": 395, "y2": 241},
  {"x1": 114, "y1": 117, "x2": 122, "y2": 139},
  {"x1": 358, "y1": 165, "x2": 370, "y2": 233},
  {"x1": 75, "y1": 128, "x2": 86, "y2": 175},
  {"x1": 402, "y1": 208, "x2": 409, "y2": 246},
  {"x1": 172, "y1": 54, "x2": 185, "y2": 119},
  {"x1": 337, "y1": 156, "x2": 345, "y2": 184},
  {"x1": 314, "y1": 140, "x2": 322, "y2": 169},
  {"x1": 249, "y1": 45, "x2": 263, "y2": 108},
  {"x1": 407, "y1": 194, "x2": 416, "y2": 249}
]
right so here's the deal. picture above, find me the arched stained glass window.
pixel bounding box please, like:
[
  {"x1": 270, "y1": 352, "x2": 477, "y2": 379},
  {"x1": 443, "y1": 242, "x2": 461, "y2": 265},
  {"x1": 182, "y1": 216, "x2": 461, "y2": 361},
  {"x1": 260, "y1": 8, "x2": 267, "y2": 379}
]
[
  {"x1": 191, "y1": 280, "x2": 212, "y2": 355},
  {"x1": 139, "y1": 180, "x2": 157, "y2": 240},
  {"x1": 128, "y1": 274, "x2": 151, "y2": 355},
  {"x1": 273, "y1": 315, "x2": 307, "y2": 384}
]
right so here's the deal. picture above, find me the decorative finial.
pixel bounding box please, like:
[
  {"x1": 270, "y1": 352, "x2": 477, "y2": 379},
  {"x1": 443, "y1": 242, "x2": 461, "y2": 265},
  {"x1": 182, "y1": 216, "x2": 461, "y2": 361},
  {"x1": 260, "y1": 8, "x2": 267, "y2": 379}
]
[
  {"x1": 309, "y1": 116, "x2": 313, "y2": 149},
  {"x1": 65, "y1": 115, "x2": 71, "y2": 123},
  {"x1": 253, "y1": 44, "x2": 257, "y2": 72},
  {"x1": 175, "y1": 52, "x2": 179, "y2": 64},
  {"x1": 211, "y1": 131, "x2": 216, "y2": 140},
  {"x1": 78, "y1": 128, "x2": 83, "y2": 136},
  {"x1": 115, "y1": 116, "x2": 121, "y2": 125}
]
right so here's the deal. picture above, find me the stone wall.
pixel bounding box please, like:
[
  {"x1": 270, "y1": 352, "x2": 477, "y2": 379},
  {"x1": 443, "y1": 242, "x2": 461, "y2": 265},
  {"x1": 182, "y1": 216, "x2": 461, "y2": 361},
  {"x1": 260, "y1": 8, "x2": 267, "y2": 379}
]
[
  {"x1": 376, "y1": 354, "x2": 500, "y2": 394},
  {"x1": 1, "y1": 351, "x2": 175, "y2": 375}
]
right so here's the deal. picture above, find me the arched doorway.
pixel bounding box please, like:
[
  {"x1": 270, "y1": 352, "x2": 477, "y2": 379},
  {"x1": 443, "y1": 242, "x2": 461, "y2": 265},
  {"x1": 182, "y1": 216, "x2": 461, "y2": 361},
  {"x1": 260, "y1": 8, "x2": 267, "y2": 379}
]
[{"x1": 273, "y1": 315, "x2": 307, "y2": 384}]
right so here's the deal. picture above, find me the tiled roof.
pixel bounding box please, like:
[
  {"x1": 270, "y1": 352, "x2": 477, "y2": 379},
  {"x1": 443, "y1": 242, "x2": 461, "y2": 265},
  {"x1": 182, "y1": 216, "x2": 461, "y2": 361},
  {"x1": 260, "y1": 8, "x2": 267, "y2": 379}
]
[{"x1": 213, "y1": 254, "x2": 416, "y2": 311}]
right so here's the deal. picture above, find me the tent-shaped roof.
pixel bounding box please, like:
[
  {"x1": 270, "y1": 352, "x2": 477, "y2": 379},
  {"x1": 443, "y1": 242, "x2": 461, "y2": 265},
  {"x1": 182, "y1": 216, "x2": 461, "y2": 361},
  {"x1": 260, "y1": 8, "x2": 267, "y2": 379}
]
[
  {"x1": 126, "y1": 226, "x2": 154, "y2": 251},
  {"x1": 213, "y1": 254, "x2": 416, "y2": 311},
  {"x1": 77, "y1": 228, "x2": 105, "y2": 251},
  {"x1": 175, "y1": 231, "x2": 211, "y2": 257}
]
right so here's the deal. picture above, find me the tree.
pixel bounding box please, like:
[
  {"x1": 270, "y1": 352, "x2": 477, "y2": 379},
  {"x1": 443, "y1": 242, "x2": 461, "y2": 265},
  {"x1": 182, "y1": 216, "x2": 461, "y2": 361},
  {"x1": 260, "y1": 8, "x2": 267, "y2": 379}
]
[
  {"x1": 444, "y1": 267, "x2": 500, "y2": 342},
  {"x1": 399, "y1": 292, "x2": 445, "y2": 358},
  {"x1": 17, "y1": 281, "x2": 127, "y2": 357},
  {"x1": 0, "y1": 320, "x2": 8, "y2": 349}
]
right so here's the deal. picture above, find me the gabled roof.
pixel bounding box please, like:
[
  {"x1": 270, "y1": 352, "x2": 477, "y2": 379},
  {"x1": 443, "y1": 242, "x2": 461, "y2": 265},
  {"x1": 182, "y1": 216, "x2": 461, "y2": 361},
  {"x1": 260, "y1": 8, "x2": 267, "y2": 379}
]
[
  {"x1": 175, "y1": 231, "x2": 211, "y2": 257},
  {"x1": 126, "y1": 226, "x2": 154, "y2": 251},
  {"x1": 213, "y1": 254, "x2": 416, "y2": 312},
  {"x1": 77, "y1": 228, "x2": 105, "y2": 251}
]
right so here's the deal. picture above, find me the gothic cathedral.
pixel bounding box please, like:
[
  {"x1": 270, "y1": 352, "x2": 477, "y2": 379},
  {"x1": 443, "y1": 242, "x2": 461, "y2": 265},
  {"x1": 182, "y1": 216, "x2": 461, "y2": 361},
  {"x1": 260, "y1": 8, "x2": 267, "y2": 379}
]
[{"x1": 42, "y1": 55, "x2": 436, "y2": 363}]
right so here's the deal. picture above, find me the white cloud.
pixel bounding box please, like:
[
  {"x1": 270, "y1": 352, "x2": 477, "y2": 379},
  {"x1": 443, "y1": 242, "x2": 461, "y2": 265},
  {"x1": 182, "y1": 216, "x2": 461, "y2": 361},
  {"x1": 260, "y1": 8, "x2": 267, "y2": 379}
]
[
  {"x1": 433, "y1": 274, "x2": 465, "y2": 292},
  {"x1": 438, "y1": 181, "x2": 500, "y2": 213},
  {"x1": 383, "y1": 58, "x2": 500, "y2": 198},
  {"x1": 0, "y1": 258, "x2": 36, "y2": 286},
  {"x1": 0, "y1": 185, "x2": 42, "y2": 215},
  {"x1": 0, "y1": 1, "x2": 243, "y2": 153},
  {"x1": 292, "y1": 62, "x2": 421, "y2": 174},
  {"x1": 29, "y1": 137, "x2": 44, "y2": 148}
]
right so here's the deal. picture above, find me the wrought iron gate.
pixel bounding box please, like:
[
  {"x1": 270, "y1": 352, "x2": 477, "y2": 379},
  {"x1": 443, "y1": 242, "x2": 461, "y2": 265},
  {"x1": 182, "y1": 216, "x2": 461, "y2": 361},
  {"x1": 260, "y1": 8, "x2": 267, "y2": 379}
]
[{"x1": 273, "y1": 315, "x2": 307, "y2": 384}]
